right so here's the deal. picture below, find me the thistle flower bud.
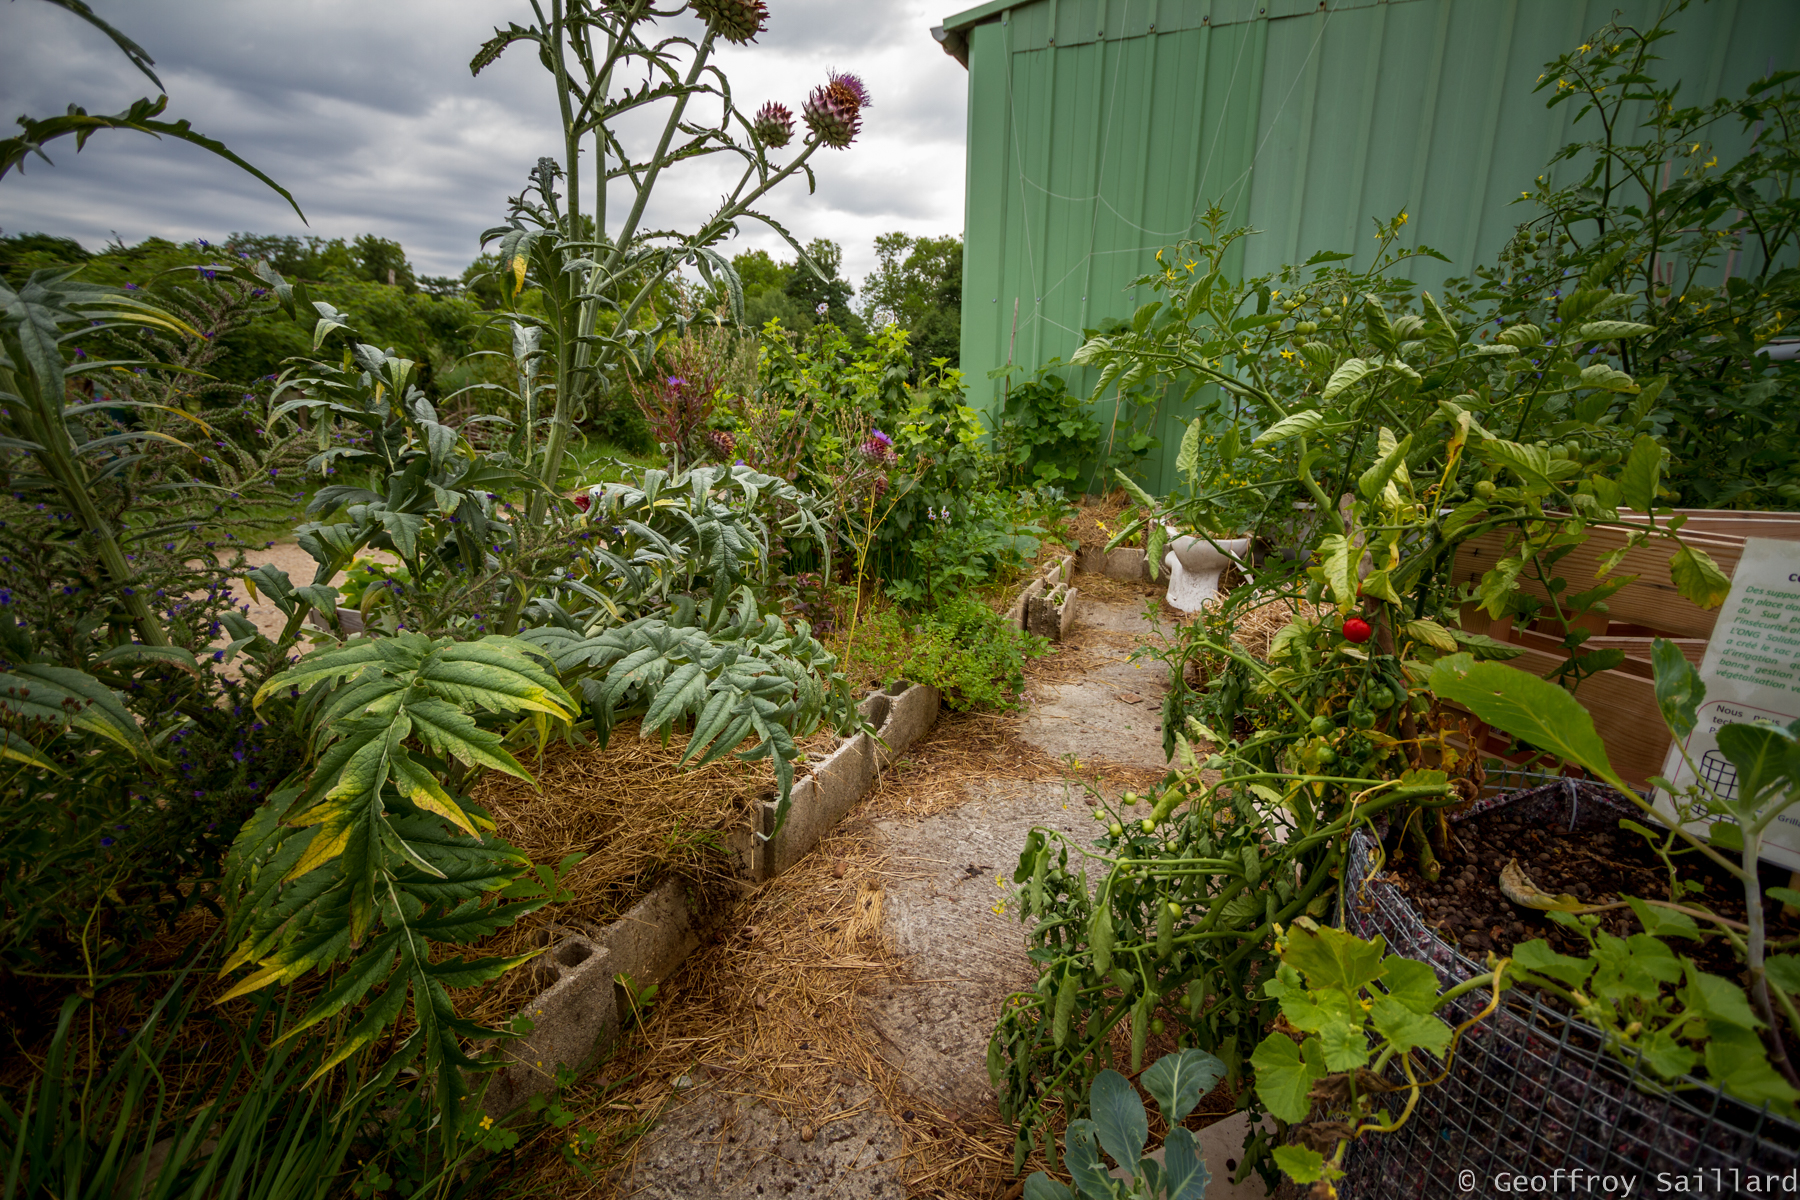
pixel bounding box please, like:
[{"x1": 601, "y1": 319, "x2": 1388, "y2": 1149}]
[
  {"x1": 803, "y1": 71, "x2": 871, "y2": 149},
  {"x1": 706, "y1": 429, "x2": 737, "y2": 460},
  {"x1": 692, "y1": 0, "x2": 769, "y2": 44},
  {"x1": 859, "y1": 428, "x2": 896, "y2": 467},
  {"x1": 751, "y1": 101, "x2": 795, "y2": 149}
]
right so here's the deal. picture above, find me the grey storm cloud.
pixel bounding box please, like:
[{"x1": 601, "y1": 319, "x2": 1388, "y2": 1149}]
[{"x1": 0, "y1": 0, "x2": 969, "y2": 283}]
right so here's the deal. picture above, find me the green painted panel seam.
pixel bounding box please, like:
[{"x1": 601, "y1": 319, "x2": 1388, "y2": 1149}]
[
  {"x1": 1402, "y1": 0, "x2": 1450, "y2": 258},
  {"x1": 1030, "y1": 0, "x2": 1062, "y2": 367},
  {"x1": 1458, "y1": 0, "x2": 1519, "y2": 272},
  {"x1": 1283, "y1": 8, "x2": 1327, "y2": 265},
  {"x1": 1702, "y1": 0, "x2": 1741, "y2": 104},
  {"x1": 1341, "y1": 0, "x2": 1389, "y2": 256}
]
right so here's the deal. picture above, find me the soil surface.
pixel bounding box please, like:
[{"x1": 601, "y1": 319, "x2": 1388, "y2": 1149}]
[
  {"x1": 610, "y1": 577, "x2": 1270, "y2": 1199},
  {"x1": 1389, "y1": 807, "x2": 1800, "y2": 971}
]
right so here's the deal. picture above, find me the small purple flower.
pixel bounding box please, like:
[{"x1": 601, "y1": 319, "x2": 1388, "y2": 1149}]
[
  {"x1": 100, "y1": 837, "x2": 115, "y2": 848},
  {"x1": 124, "y1": 282, "x2": 139, "y2": 290}
]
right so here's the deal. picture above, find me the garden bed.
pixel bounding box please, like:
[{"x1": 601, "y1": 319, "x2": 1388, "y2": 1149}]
[
  {"x1": 1378, "y1": 779, "x2": 1800, "y2": 979},
  {"x1": 1341, "y1": 781, "x2": 1800, "y2": 1195},
  {"x1": 472, "y1": 683, "x2": 945, "y2": 1118}
]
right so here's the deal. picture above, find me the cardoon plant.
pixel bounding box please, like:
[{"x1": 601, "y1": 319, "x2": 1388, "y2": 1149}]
[{"x1": 471, "y1": 1, "x2": 872, "y2": 545}]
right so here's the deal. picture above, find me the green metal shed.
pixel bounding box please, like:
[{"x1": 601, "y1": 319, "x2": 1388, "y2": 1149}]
[{"x1": 932, "y1": 0, "x2": 1800, "y2": 491}]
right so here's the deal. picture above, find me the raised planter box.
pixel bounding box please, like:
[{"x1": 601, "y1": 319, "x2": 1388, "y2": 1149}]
[
  {"x1": 1339, "y1": 780, "x2": 1800, "y2": 1195},
  {"x1": 481, "y1": 681, "x2": 942, "y2": 1117}
]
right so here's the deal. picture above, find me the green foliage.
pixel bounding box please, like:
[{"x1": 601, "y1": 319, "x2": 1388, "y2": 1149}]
[
  {"x1": 472, "y1": 0, "x2": 863, "y2": 518},
  {"x1": 1247, "y1": 919, "x2": 1492, "y2": 1189},
  {"x1": 850, "y1": 593, "x2": 1043, "y2": 713},
  {"x1": 726, "y1": 321, "x2": 1057, "y2": 600},
  {"x1": 988, "y1": 716, "x2": 1464, "y2": 1188},
  {"x1": 992, "y1": 372, "x2": 1104, "y2": 487},
  {"x1": 0, "y1": 231, "x2": 498, "y2": 395},
  {"x1": 1, "y1": 972, "x2": 366, "y2": 1200},
  {"x1": 859, "y1": 231, "x2": 962, "y2": 372},
  {"x1": 1021, "y1": 1050, "x2": 1219, "y2": 1200},
  {"x1": 527, "y1": 587, "x2": 854, "y2": 832},
  {"x1": 550, "y1": 461, "x2": 832, "y2": 631},
  {"x1": 1488, "y1": 12, "x2": 1800, "y2": 509},
  {"x1": 781, "y1": 237, "x2": 864, "y2": 339},
  {"x1": 1430, "y1": 639, "x2": 1800, "y2": 1109},
  {"x1": 223, "y1": 632, "x2": 583, "y2": 1117}
]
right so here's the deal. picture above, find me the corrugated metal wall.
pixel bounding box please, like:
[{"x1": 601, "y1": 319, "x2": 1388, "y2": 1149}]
[{"x1": 952, "y1": 0, "x2": 1799, "y2": 492}]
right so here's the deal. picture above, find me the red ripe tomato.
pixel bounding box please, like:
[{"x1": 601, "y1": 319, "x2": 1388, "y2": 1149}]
[{"x1": 1343, "y1": 617, "x2": 1374, "y2": 644}]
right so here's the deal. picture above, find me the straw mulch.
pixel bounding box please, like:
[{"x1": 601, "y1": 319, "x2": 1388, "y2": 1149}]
[
  {"x1": 1060, "y1": 490, "x2": 1133, "y2": 557},
  {"x1": 1224, "y1": 592, "x2": 1317, "y2": 660},
  {"x1": 492, "y1": 699, "x2": 1175, "y2": 1199},
  {"x1": 460, "y1": 720, "x2": 789, "y2": 1027}
]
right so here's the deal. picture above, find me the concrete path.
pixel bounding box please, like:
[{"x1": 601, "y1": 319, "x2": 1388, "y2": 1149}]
[{"x1": 620, "y1": 579, "x2": 1271, "y2": 1199}]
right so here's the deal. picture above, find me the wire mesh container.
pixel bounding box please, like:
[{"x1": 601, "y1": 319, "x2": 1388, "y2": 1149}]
[{"x1": 1337, "y1": 778, "x2": 1800, "y2": 1198}]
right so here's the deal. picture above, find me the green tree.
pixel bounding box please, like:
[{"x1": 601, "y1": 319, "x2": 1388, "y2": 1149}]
[
  {"x1": 860, "y1": 231, "x2": 962, "y2": 371},
  {"x1": 784, "y1": 238, "x2": 863, "y2": 337}
]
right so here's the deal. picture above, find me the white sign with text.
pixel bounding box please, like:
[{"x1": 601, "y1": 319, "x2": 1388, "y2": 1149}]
[{"x1": 1655, "y1": 537, "x2": 1800, "y2": 869}]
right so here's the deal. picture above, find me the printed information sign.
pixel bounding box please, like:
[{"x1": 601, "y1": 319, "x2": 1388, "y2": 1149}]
[{"x1": 1656, "y1": 537, "x2": 1800, "y2": 869}]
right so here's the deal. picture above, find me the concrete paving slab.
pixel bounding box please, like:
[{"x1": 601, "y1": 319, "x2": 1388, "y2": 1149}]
[
  {"x1": 619, "y1": 1071, "x2": 907, "y2": 1199},
  {"x1": 863, "y1": 780, "x2": 1095, "y2": 1114}
]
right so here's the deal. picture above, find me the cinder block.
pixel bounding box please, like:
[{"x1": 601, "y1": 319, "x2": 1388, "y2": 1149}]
[
  {"x1": 878, "y1": 682, "x2": 940, "y2": 760},
  {"x1": 1026, "y1": 592, "x2": 1061, "y2": 640},
  {"x1": 764, "y1": 776, "x2": 821, "y2": 877},
  {"x1": 494, "y1": 686, "x2": 943, "y2": 1117},
  {"x1": 1007, "y1": 577, "x2": 1047, "y2": 630},
  {"x1": 597, "y1": 877, "x2": 700, "y2": 993},
  {"x1": 482, "y1": 936, "x2": 616, "y2": 1118},
  {"x1": 857, "y1": 689, "x2": 893, "y2": 730},
  {"x1": 1059, "y1": 586, "x2": 1080, "y2": 640},
  {"x1": 813, "y1": 731, "x2": 879, "y2": 827}
]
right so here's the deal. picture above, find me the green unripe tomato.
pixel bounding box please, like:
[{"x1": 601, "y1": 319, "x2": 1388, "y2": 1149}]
[
  {"x1": 1141, "y1": 818, "x2": 1156, "y2": 834},
  {"x1": 1473, "y1": 480, "x2": 1497, "y2": 500},
  {"x1": 1092, "y1": 809, "x2": 1107, "y2": 822},
  {"x1": 1315, "y1": 747, "x2": 1337, "y2": 766},
  {"x1": 1294, "y1": 320, "x2": 1318, "y2": 334},
  {"x1": 1366, "y1": 686, "x2": 1393, "y2": 710},
  {"x1": 1350, "y1": 708, "x2": 1374, "y2": 731},
  {"x1": 1309, "y1": 715, "x2": 1335, "y2": 736},
  {"x1": 1109, "y1": 823, "x2": 1124, "y2": 838},
  {"x1": 1564, "y1": 440, "x2": 1582, "y2": 460},
  {"x1": 1151, "y1": 1018, "x2": 1166, "y2": 1036},
  {"x1": 1167, "y1": 901, "x2": 1183, "y2": 918}
]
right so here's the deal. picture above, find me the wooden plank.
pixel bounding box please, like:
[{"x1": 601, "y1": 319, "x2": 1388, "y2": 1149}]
[
  {"x1": 1583, "y1": 635, "x2": 1707, "y2": 667},
  {"x1": 1452, "y1": 526, "x2": 1744, "y2": 639},
  {"x1": 1441, "y1": 645, "x2": 1670, "y2": 790},
  {"x1": 1617, "y1": 509, "x2": 1800, "y2": 542}
]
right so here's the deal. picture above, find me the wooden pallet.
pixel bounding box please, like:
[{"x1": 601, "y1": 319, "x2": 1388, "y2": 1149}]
[{"x1": 1448, "y1": 510, "x2": 1799, "y2": 789}]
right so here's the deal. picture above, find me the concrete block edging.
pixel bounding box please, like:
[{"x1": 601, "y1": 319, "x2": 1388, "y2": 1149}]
[
  {"x1": 1006, "y1": 553, "x2": 1076, "y2": 636},
  {"x1": 482, "y1": 681, "x2": 942, "y2": 1117}
]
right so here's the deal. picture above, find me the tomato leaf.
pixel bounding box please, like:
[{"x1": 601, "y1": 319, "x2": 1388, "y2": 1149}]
[{"x1": 1427, "y1": 654, "x2": 1629, "y2": 791}]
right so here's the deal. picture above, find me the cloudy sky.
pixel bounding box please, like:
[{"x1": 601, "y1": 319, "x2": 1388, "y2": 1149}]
[{"x1": 0, "y1": 0, "x2": 970, "y2": 288}]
